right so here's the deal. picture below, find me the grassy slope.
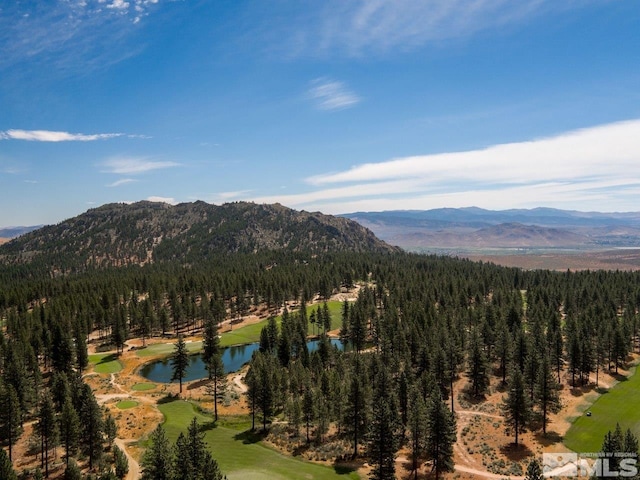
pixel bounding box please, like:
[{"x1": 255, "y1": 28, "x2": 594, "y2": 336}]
[
  {"x1": 564, "y1": 366, "x2": 640, "y2": 452},
  {"x1": 158, "y1": 399, "x2": 359, "y2": 480},
  {"x1": 89, "y1": 353, "x2": 123, "y2": 373}
]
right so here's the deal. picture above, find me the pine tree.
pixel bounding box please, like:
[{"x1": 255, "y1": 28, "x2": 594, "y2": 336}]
[
  {"x1": 171, "y1": 335, "x2": 190, "y2": 394},
  {"x1": 408, "y1": 386, "x2": 427, "y2": 479},
  {"x1": 172, "y1": 433, "x2": 193, "y2": 480},
  {"x1": 105, "y1": 413, "x2": 118, "y2": 448},
  {"x1": 37, "y1": 393, "x2": 59, "y2": 478},
  {"x1": 0, "y1": 448, "x2": 17, "y2": 480},
  {"x1": 76, "y1": 332, "x2": 89, "y2": 372},
  {"x1": 202, "y1": 319, "x2": 221, "y2": 369},
  {"x1": 467, "y1": 329, "x2": 489, "y2": 397},
  {"x1": 367, "y1": 363, "x2": 400, "y2": 480},
  {"x1": 425, "y1": 390, "x2": 456, "y2": 479},
  {"x1": 113, "y1": 445, "x2": 129, "y2": 479},
  {"x1": 495, "y1": 317, "x2": 512, "y2": 384},
  {"x1": 63, "y1": 459, "x2": 82, "y2": 480},
  {"x1": 535, "y1": 352, "x2": 561, "y2": 435},
  {"x1": 525, "y1": 458, "x2": 543, "y2": 480},
  {"x1": 59, "y1": 396, "x2": 80, "y2": 466},
  {"x1": 141, "y1": 425, "x2": 172, "y2": 480},
  {"x1": 303, "y1": 385, "x2": 314, "y2": 443},
  {"x1": 0, "y1": 383, "x2": 22, "y2": 461},
  {"x1": 79, "y1": 385, "x2": 104, "y2": 470},
  {"x1": 503, "y1": 367, "x2": 530, "y2": 446},
  {"x1": 206, "y1": 353, "x2": 226, "y2": 422},
  {"x1": 345, "y1": 359, "x2": 370, "y2": 458}
]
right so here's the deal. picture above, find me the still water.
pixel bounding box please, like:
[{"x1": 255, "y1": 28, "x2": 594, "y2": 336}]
[{"x1": 139, "y1": 338, "x2": 343, "y2": 383}]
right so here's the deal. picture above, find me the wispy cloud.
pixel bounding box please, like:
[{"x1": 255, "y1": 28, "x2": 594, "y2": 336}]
[
  {"x1": 309, "y1": 78, "x2": 361, "y2": 111},
  {"x1": 250, "y1": 119, "x2": 640, "y2": 213},
  {"x1": 107, "y1": 178, "x2": 137, "y2": 187},
  {"x1": 101, "y1": 157, "x2": 180, "y2": 175},
  {"x1": 0, "y1": 1, "x2": 171, "y2": 74},
  {"x1": 0, "y1": 129, "x2": 127, "y2": 142},
  {"x1": 256, "y1": 0, "x2": 581, "y2": 58}
]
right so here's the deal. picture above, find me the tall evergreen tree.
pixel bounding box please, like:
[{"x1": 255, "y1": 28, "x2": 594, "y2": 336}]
[
  {"x1": 37, "y1": 393, "x2": 59, "y2": 478},
  {"x1": 141, "y1": 425, "x2": 172, "y2": 480},
  {"x1": 0, "y1": 383, "x2": 22, "y2": 461},
  {"x1": 171, "y1": 335, "x2": 189, "y2": 394},
  {"x1": 467, "y1": 329, "x2": 489, "y2": 397},
  {"x1": 408, "y1": 386, "x2": 427, "y2": 479},
  {"x1": 59, "y1": 395, "x2": 80, "y2": 466},
  {"x1": 113, "y1": 445, "x2": 129, "y2": 479},
  {"x1": 79, "y1": 385, "x2": 104, "y2": 470},
  {"x1": 535, "y1": 352, "x2": 561, "y2": 435},
  {"x1": 503, "y1": 367, "x2": 530, "y2": 446},
  {"x1": 206, "y1": 354, "x2": 226, "y2": 422},
  {"x1": 367, "y1": 364, "x2": 400, "y2": 480},
  {"x1": 425, "y1": 391, "x2": 456, "y2": 480}
]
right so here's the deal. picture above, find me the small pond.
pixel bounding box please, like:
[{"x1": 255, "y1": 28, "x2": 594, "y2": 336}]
[{"x1": 140, "y1": 338, "x2": 343, "y2": 383}]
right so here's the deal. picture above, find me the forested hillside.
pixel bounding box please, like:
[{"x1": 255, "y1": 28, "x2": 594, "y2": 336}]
[
  {"x1": 1, "y1": 203, "x2": 639, "y2": 478},
  {"x1": 0, "y1": 201, "x2": 394, "y2": 273}
]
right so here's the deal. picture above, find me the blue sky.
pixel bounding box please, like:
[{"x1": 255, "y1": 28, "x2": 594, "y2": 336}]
[{"x1": 1, "y1": 0, "x2": 639, "y2": 226}]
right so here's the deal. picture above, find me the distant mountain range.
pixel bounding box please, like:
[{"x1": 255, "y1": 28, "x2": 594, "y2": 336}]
[
  {"x1": 343, "y1": 208, "x2": 640, "y2": 250},
  {"x1": 0, "y1": 225, "x2": 42, "y2": 239},
  {"x1": 0, "y1": 201, "x2": 394, "y2": 271}
]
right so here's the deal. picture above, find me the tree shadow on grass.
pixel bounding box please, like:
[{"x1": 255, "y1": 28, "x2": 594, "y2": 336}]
[
  {"x1": 157, "y1": 394, "x2": 180, "y2": 404},
  {"x1": 234, "y1": 429, "x2": 266, "y2": 445},
  {"x1": 333, "y1": 462, "x2": 359, "y2": 476},
  {"x1": 96, "y1": 353, "x2": 119, "y2": 365},
  {"x1": 199, "y1": 421, "x2": 218, "y2": 433}
]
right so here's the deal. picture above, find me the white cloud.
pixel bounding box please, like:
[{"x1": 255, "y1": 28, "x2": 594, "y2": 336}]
[
  {"x1": 101, "y1": 157, "x2": 180, "y2": 174},
  {"x1": 106, "y1": 178, "x2": 137, "y2": 187},
  {"x1": 309, "y1": 78, "x2": 360, "y2": 111},
  {"x1": 308, "y1": 119, "x2": 640, "y2": 186},
  {"x1": 248, "y1": 119, "x2": 640, "y2": 213},
  {"x1": 0, "y1": 129, "x2": 124, "y2": 142},
  {"x1": 147, "y1": 196, "x2": 176, "y2": 204}
]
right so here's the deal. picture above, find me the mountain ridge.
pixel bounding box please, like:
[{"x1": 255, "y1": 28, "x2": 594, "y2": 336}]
[{"x1": 0, "y1": 201, "x2": 396, "y2": 271}]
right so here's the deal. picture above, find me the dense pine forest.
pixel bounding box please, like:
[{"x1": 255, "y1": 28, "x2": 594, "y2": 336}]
[{"x1": 1, "y1": 204, "x2": 640, "y2": 478}]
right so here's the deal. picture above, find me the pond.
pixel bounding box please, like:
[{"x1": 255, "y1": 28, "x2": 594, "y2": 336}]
[{"x1": 139, "y1": 338, "x2": 343, "y2": 383}]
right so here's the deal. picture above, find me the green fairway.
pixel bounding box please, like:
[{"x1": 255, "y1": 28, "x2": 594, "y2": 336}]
[
  {"x1": 564, "y1": 366, "x2": 640, "y2": 453},
  {"x1": 137, "y1": 340, "x2": 203, "y2": 357},
  {"x1": 117, "y1": 400, "x2": 139, "y2": 409},
  {"x1": 220, "y1": 300, "x2": 344, "y2": 347},
  {"x1": 132, "y1": 382, "x2": 157, "y2": 391},
  {"x1": 157, "y1": 400, "x2": 360, "y2": 479},
  {"x1": 89, "y1": 353, "x2": 123, "y2": 374}
]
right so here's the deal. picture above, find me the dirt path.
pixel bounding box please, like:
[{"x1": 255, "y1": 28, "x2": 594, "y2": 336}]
[
  {"x1": 455, "y1": 464, "x2": 524, "y2": 479},
  {"x1": 232, "y1": 372, "x2": 248, "y2": 393},
  {"x1": 456, "y1": 409, "x2": 503, "y2": 419},
  {"x1": 115, "y1": 437, "x2": 141, "y2": 480}
]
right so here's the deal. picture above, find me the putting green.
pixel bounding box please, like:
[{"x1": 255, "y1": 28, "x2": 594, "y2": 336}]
[
  {"x1": 157, "y1": 400, "x2": 359, "y2": 479},
  {"x1": 89, "y1": 353, "x2": 123, "y2": 374},
  {"x1": 132, "y1": 382, "x2": 156, "y2": 391},
  {"x1": 565, "y1": 365, "x2": 640, "y2": 453},
  {"x1": 117, "y1": 400, "x2": 139, "y2": 409}
]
